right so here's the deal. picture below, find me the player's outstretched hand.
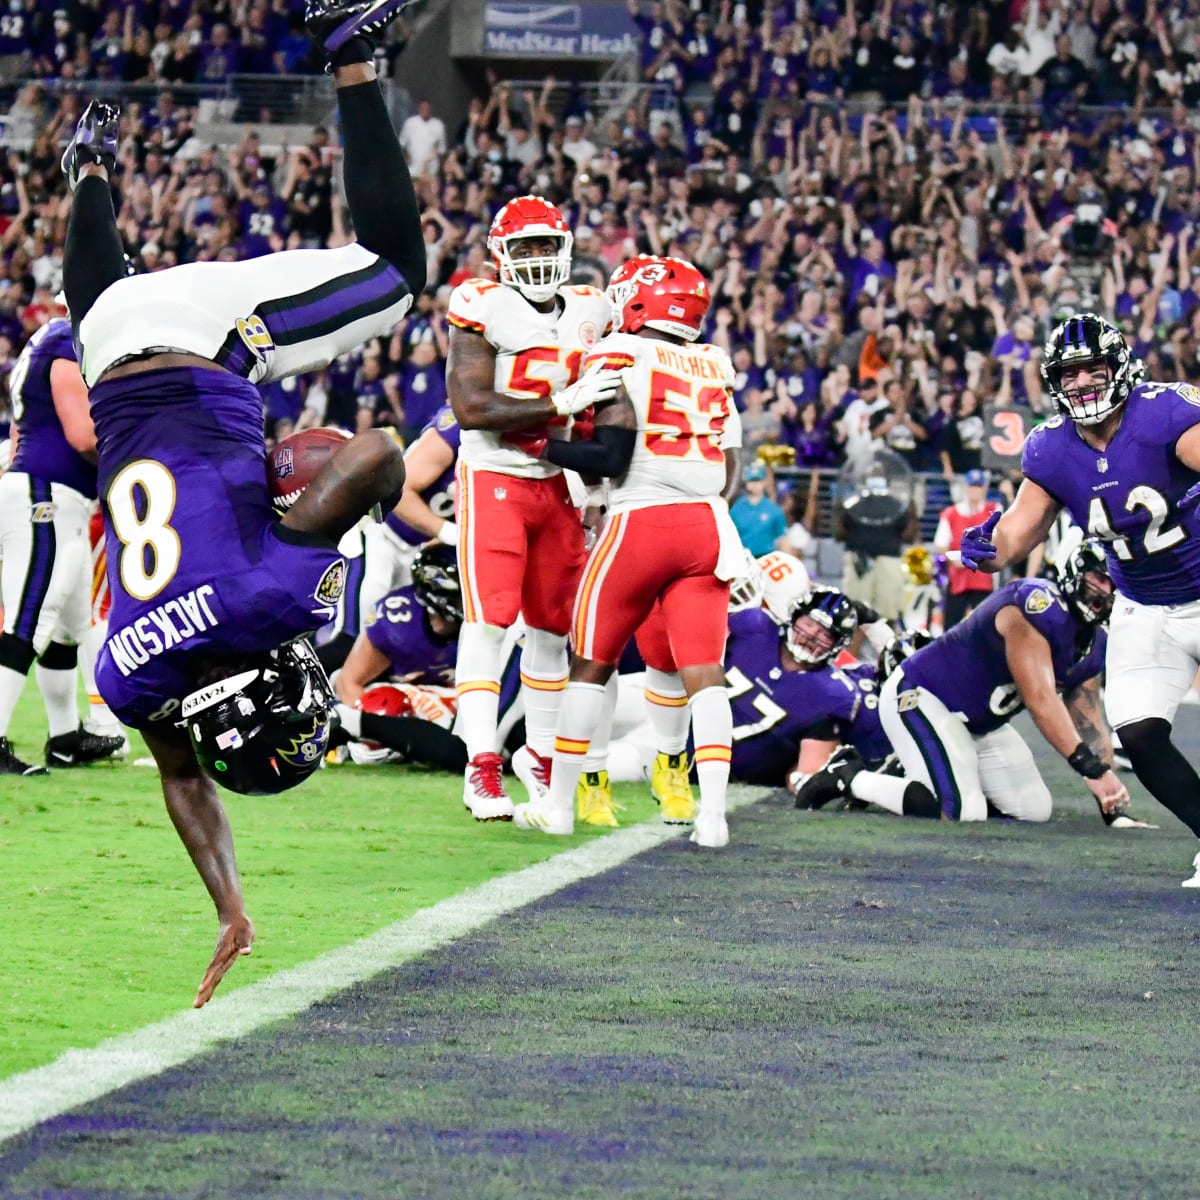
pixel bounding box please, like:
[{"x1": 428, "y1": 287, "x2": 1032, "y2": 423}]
[
  {"x1": 1179, "y1": 480, "x2": 1200, "y2": 512},
  {"x1": 1087, "y1": 770, "x2": 1131, "y2": 823},
  {"x1": 553, "y1": 363, "x2": 623, "y2": 416},
  {"x1": 194, "y1": 912, "x2": 254, "y2": 1008},
  {"x1": 959, "y1": 510, "x2": 1001, "y2": 571}
]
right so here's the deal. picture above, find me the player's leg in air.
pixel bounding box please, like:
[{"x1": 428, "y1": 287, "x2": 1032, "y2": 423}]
[{"x1": 57, "y1": 0, "x2": 425, "y2": 1007}]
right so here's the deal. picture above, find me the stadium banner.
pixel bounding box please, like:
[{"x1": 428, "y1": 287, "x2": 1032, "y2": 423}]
[
  {"x1": 480, "y1": 2, "x2": 639, "y2": 57},
  {"x1": 982, "y1": 405, "x2": 1031, "y2": 471}
]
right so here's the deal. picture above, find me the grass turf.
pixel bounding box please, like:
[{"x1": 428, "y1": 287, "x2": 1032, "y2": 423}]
[
  {"x1": 1, "y1": 710, "x2": 1199, "y2": 1198},
  {"x1": 1, "y1": 686, "x2": 662, "y2": 1078}
]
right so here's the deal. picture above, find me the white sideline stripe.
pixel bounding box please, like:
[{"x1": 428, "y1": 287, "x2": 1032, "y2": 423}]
[{"x1": 0, "y1": 787, "x2": 762, "y2": 1144}]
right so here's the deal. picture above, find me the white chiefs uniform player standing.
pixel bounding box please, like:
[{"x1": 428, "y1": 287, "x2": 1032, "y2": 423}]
[
  {"x1": 511, "y1": 256, "x2": 744, "y2": 847},
  {"x1": 446, "y1": 195, "x2": 616, "y2": 819}
]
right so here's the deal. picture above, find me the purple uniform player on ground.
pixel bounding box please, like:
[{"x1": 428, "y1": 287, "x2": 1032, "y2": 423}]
[
  {"x1": 57, "y1": 0, "x2": 426, "y2": 1007},
  {"x1": 386, "y1": 404, "x2": 460, "y2": 549},
  {"x1": 960, "y1": 312, "x2": 1200, "y2": 883},
  {"x1": 723, "y1": 588, "x2": 890, "y2": 787},
  {"x1": 874, "y1": 543, "x2": 1127, "y2": 824}
]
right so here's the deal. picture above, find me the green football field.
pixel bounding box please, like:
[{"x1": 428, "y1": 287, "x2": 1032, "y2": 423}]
[{"x1": 3, "y1": 685, "x2": 1200, "y2": 1197}]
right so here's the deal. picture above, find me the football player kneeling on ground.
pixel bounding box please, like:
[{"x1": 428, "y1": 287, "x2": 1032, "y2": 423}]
[
  {"x1": 331, "y1": 543, "x2": 467, "y2": 772},
  {"x1": 803, "y1": 541, "x2": 1155, "y2": 827}
]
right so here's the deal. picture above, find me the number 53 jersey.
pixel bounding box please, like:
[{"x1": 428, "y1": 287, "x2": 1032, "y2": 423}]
[
  {"x1": 583, "y1": 332, "x2": 738, "y2": 512},
  {"x1": 1022, "y1": 381, "x2": 1200, "y2": 604},
  {"x1": 89, "y1": 366, "x2": 347, "y2": 730}
]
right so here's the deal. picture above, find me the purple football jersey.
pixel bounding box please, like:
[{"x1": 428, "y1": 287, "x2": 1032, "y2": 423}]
[
  {"x1": 9, "y1": 318, "x2": 98, "y2": 498},
  {"x1": 91, "y1": 366, "x2": 346, "y2": 728},
  {"x1": 386, "y1": 406, "x2": 460, "y2": 547},
  {"x1": 1022, "y1": 383, "x2": 1200, "y2": 604},
  {"x1": 900, "y1": 579, "x2": 1105, "y2": 734},
  {"x1": 364, "y1": 585, "x2": 457, "y2": 684},
  {"x1": 724, "y1": 608, "x2": 882, "y2": 785}
]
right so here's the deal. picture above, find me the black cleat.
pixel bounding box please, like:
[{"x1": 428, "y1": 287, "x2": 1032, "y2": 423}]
[
  {"x1": 45, "y1": 726, "x2": 127, "y2": 768},
  {"x1": 304, "y1": 0, "x2": 416, "y2": 56},
  {"x1": 796, "y1": 745, "x2": 866, "y2": 811},
  {"x1": 0, "y1": 737, "x2": 48, "y2": 776},
  {"x1": 60, "y1": 101, "x2": 120, "y2": 191}
]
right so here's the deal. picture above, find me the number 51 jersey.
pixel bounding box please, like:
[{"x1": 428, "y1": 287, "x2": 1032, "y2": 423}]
[
  {"x1": 447, "y1": 276, "x2": 611, "y2": 479},
  {"x1": 1022, "y1": 382, "x2": 1200, "y2": 604}
]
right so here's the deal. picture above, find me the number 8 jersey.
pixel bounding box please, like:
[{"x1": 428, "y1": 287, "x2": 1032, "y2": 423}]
[
  {"x1": 1022, "y1": 381, "x2": 1200, "y2": 605},
  {"x1": 583, "y1": 332, "x2": 739, "y2": 511},
  {"x1": 447, "y1": 276, "x2": 612, "y2": 478}
]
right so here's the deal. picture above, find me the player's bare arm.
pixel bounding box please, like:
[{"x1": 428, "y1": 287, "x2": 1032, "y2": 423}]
[
  {"x1": 722, "y1": 448, "x2": 740, "y2": 504},
  {"x1": 391, "y1": 426, "x2": 456, "y2": 540},
  {"x1": 282, "y1": 428, "x2": 405, "y2": 544},
  {"x1": 143, "y1": 725, "x2": 253, "y2": 1007},
  {"x1": 996, "y1": 605, "x2": 1128, "y2": 810},
  {"x1": 335, "y1": 633, "x2": 391, "y2": 705},
  {"x1": 48, "y1": 358, "x2": 97, "y2": 460},
  {"x1": 1064, "y1": 674, "x2": 1113, "y2": 766},
  {"x1": 448, "y1": 325, "x2": 565, "y2": 432},
  {"x1": 977, "y1": 478, "x2": 1061, "y2": 572}
]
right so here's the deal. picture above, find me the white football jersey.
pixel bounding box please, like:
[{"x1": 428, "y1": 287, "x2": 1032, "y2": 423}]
[
  {"x1": 447, "y1": 277, "x2": 611, "y2": 479},
  {"x1": 583, "y1": 332, "x2": 738, "y2": 512}
]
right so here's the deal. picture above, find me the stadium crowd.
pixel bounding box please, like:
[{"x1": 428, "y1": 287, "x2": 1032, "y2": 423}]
[{"x1": 3, "y1": 0, "x2": 1200, "y2": 483}]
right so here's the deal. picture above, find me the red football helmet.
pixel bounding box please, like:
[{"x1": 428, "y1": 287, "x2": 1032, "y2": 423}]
[
  {"x1": 605, "y1": 254, "x2": 657, "y2": 322},
  {"x1": 617, "y1": 256, "x2": 711, "y2": 341},
  {"x1": 487, "y1": 195, "x2": 573, "y2": 303},
  {"x1": 347, "y1": 684, "x2": 414, "y2": 765}
]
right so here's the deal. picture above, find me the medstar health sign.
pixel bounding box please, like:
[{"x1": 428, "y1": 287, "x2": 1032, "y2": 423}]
[{"x1": 482, "y1": 2, "x2": 639, "y2": 57}]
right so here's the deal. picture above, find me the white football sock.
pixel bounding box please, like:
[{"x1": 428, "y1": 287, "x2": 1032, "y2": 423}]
[
  {"x1": 644, "y1": 667, "x2": 689, "y2": 755},
  {"x1": 547, "y1": 682, "x2": 608, "y2": 813},
  {"x1": 0, "y1": 664, "x2": 29, "y2": 737},
  {"x1": 851, "y1": 772, "x2": 909, "y2": 815},
  {"x1": 36, "y1": 664, "x2": 78, "y2": 739},
  {"x1": 689, "y1": 685, "x2": 732, "y2": 820},
  {"x1": 582, "y1": 673, "x2": 619, "y2": 773},
  {"x1": 454, "y1": 621, "x2": 506, "y2": 760},
  {"x1": 81, "y1": 621, "x2": 118, "y2": 732},
  {"x1": 519, "y1": 627, "x2": 568, "y2": 757}
]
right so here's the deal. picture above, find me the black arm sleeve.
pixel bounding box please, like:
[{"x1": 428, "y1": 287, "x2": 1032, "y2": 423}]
[
  {"x1": 359, "y1": 713, "x2": 469, "y2": 773},
  {"x1": 542, "y1": 426, "x2": 637, "y2": 477}
]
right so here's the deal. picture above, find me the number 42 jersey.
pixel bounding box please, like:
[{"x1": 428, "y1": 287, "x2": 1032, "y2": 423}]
[{"x1": 1022, "y1": 381, "x2": 1200, "y2": 604}]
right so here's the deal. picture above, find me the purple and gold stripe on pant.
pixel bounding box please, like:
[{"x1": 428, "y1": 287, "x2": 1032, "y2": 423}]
[
  {"x1": 15, "y1": 478, "x2": 56, "y2": 645},
  {"x1": 898, "y1": 696, "x2": 963, "y2": 821},
  {"x1": 214, "y1": 257, "x2": 411, "y2": 378}
]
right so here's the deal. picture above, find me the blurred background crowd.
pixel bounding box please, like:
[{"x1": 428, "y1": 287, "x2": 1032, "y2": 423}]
[{"x1": 1, "y1": 0, "x2": 1198, "y2": 607}]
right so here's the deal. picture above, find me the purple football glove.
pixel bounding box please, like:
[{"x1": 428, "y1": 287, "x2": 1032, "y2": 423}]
[
  {"x1": 1179, "y1": 481, "x2": 1200, "y2": 512},
  {"x1": 959, "y1": 510, "x2": 1001, "y2": 571}
]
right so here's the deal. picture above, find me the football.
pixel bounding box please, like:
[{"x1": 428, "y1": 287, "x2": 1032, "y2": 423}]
[{"x1": 268, "y1": 427, "x2": 352, "y2": 511}]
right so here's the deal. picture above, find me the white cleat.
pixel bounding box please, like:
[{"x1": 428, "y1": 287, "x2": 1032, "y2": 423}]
[
  {"x1": 1182, "y1": 850, "x2": 1200, "y2": 888},
  {"x1": 689, "y1": 813, "x2": 729, "y2": 848},
  {"x1": 512, "y1": 802, "x2": 574, "y2": 835},
  {"x1": 512, "y1": 744, "x2": 552, "y2": 803},
  {"x1": 463, "y1": 752, "x2": 514, "y2": 821}
]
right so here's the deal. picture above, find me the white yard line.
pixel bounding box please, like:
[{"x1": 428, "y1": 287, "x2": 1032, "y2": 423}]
[{"x1": 0, "y1": 787, "x2": 762, "y2": 1144}]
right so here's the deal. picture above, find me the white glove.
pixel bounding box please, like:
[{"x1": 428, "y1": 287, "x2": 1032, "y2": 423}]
[{"x1": 552, "y1": 362, "x2": 623, "y2": 416}]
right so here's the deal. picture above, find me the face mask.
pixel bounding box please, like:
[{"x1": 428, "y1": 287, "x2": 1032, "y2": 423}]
[{"x1": 487, "y1": 150, "x2": 502, "y2": 163}]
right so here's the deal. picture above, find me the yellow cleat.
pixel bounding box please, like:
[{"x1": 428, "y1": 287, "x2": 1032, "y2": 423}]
[
  {"x1": 576, "y1": 770, "x2": 619, "y2": 827},
  {"x1": 652, "y1": 751, "x2": 695, "y2": 824}
]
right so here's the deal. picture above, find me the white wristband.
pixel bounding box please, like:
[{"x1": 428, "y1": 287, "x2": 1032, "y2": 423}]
[{"x1": 436, "y1": 521, "x2": 459, "y2": 546}]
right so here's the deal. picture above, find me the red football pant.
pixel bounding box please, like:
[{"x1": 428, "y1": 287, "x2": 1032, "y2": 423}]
[
  {"x1": 456, "y1": 464, "x2": 585, "y2": 634},
  {"x1": 573, "y1": 502, "x2": 730, "y2": 669}
]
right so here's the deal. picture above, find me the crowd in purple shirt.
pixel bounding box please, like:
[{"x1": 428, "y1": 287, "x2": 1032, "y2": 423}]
[{"x1": 4, "y1": 0, "x2": 1200, "y2": 476}]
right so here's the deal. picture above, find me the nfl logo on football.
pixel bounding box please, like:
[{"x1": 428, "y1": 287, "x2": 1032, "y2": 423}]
[{"x1": 275, "y1": 447, "x2": 294, "y2": 478}]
